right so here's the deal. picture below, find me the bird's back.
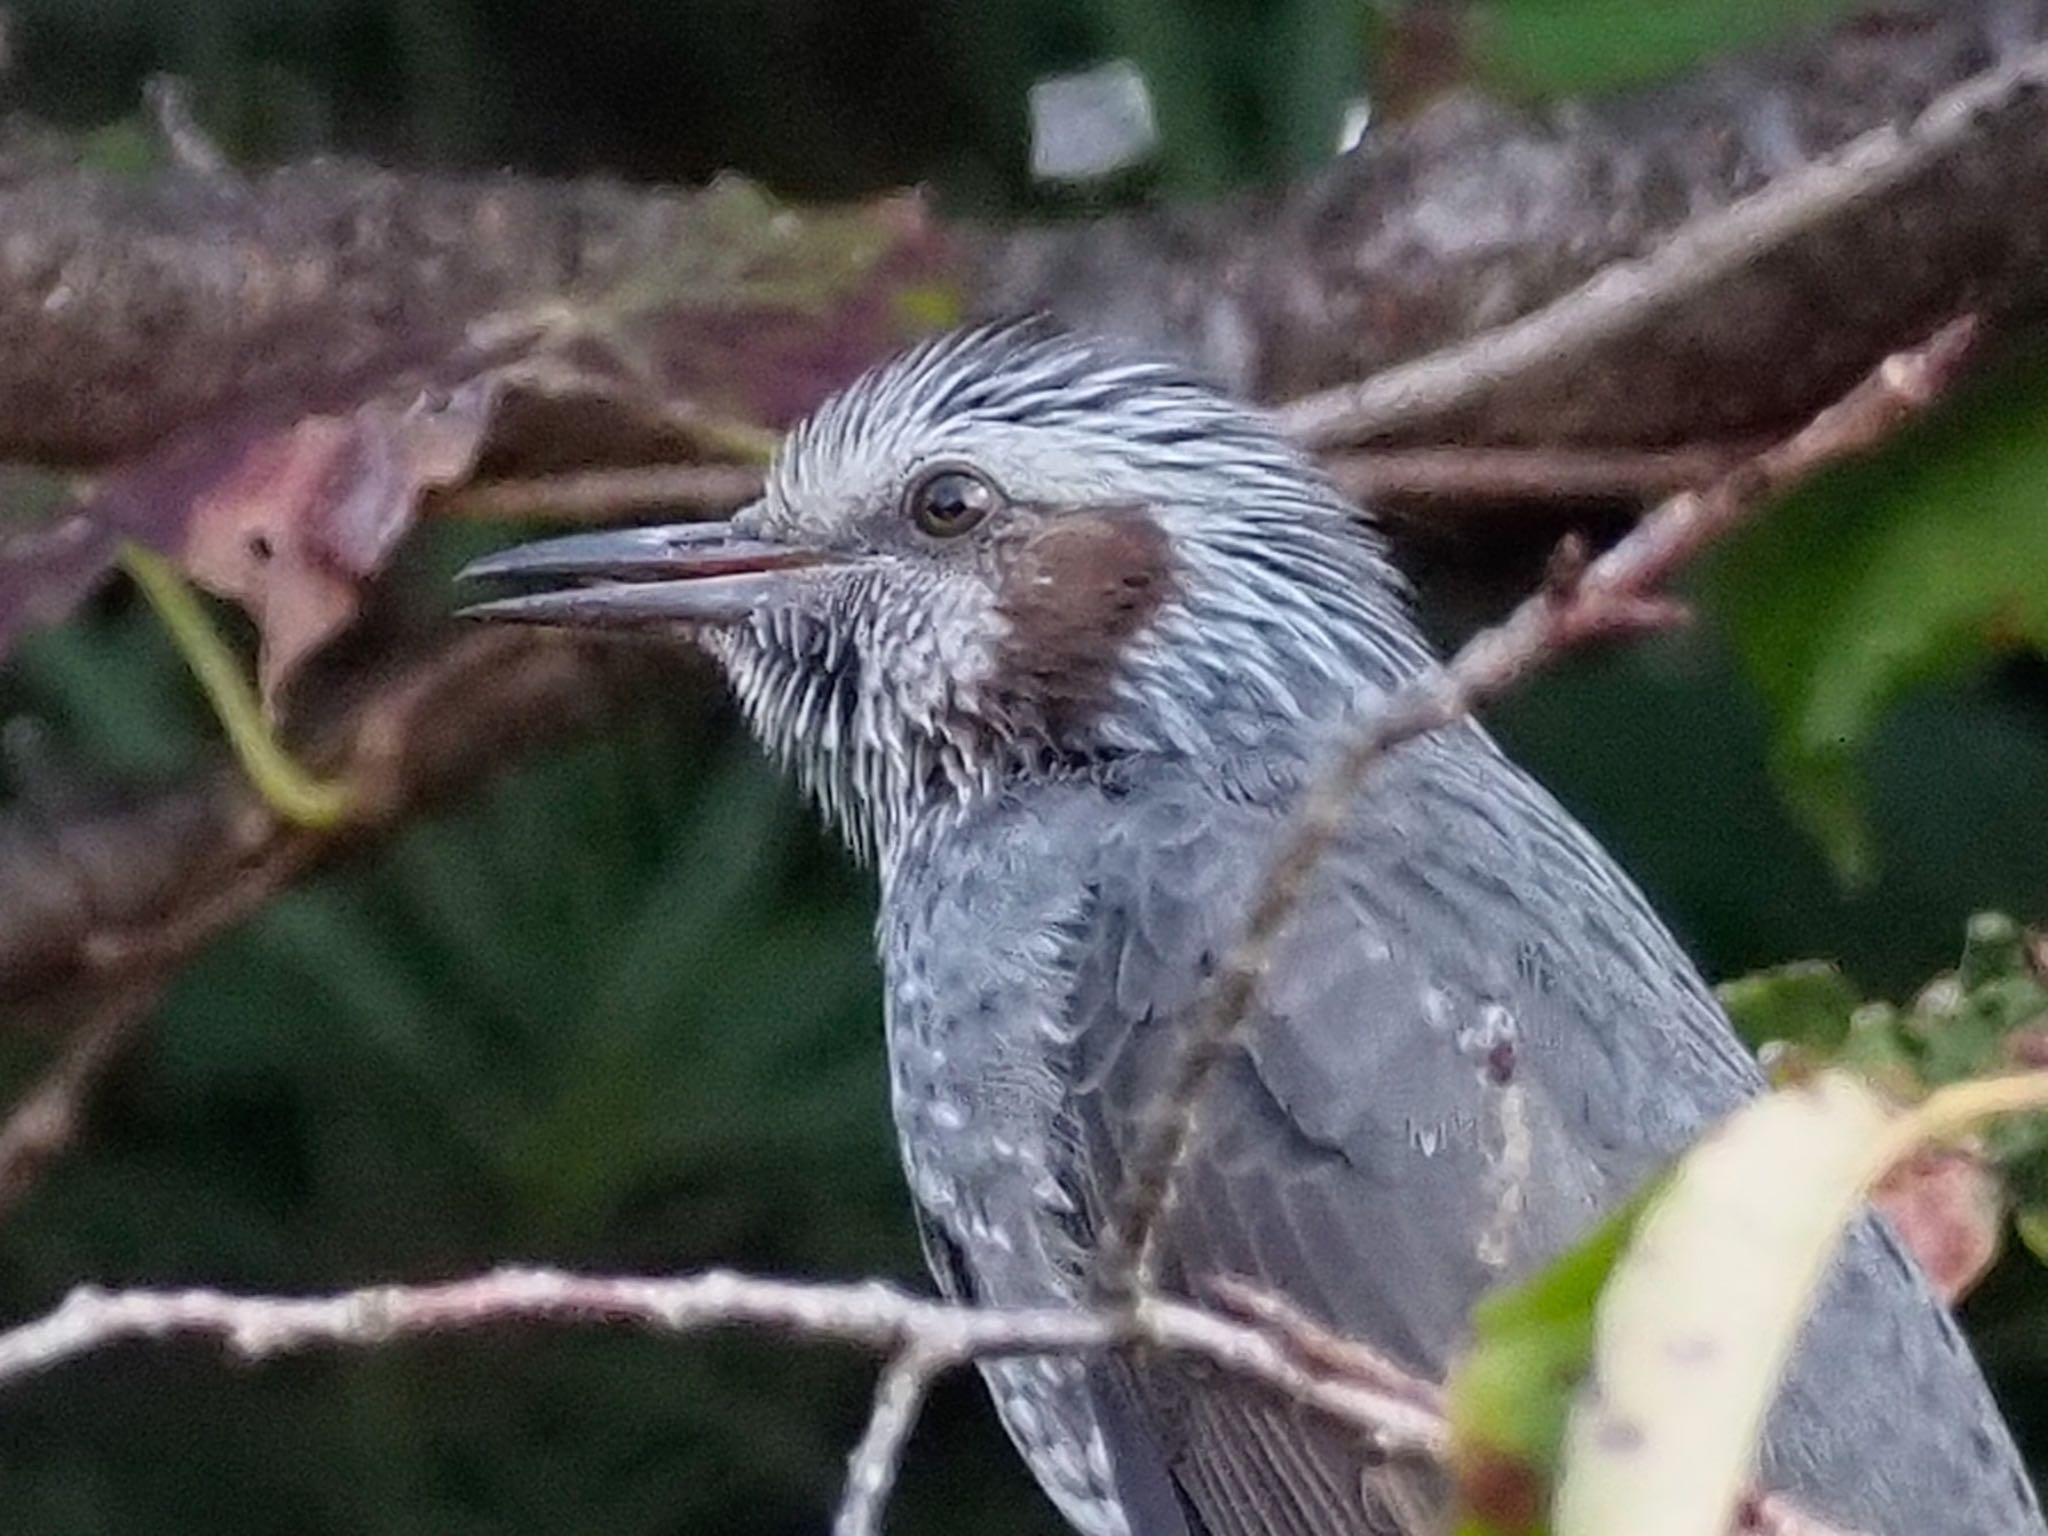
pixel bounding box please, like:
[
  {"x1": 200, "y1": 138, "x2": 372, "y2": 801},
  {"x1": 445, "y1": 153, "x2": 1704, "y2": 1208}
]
[{"x1": 883, "y1": 724, "x2": 2042, "y2": 1536}]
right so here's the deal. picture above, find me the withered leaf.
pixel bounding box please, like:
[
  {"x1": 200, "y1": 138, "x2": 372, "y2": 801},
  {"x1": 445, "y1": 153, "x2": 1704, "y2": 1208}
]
[
  {"x1": 0, "y1": 178, "x2": 955, "y2": 698},
  {"x1": 1871, "y1": 1146, "x2": 2005, "y2": 1306},
  {"x1": 179, "y1": 380, "x2": 498, "y2": 703}
]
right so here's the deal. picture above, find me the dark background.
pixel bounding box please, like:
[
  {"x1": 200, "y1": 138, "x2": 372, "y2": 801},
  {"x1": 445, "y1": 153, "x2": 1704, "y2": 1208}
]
[{"x1": 1, "y1": 2, "x2": 2046, "y2": 1532}]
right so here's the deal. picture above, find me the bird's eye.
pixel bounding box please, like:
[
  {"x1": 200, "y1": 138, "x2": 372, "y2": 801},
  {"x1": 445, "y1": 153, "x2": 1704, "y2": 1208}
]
[{"x1": 906, "y1": 466, "x2": 1001, "y2": 539}]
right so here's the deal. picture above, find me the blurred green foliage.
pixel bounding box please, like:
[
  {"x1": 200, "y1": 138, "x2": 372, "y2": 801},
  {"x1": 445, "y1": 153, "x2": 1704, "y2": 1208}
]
[
  {"x1": 1710, "y1": 353, "x2": 2048, "y2": 883},
  {"x1": 1465, "y1": 0, "x2": 1866, "y2": 96},
  {"x1": 1, "y1": 3, "x2": 2047, "y2": 1535},
  {"x1": 1726, "y1": 911, "x2": 2048, "y2": 1262}
]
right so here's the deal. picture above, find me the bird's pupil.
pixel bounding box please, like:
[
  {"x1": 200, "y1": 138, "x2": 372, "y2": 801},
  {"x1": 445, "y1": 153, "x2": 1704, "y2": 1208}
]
[
  {"x1": 929, "y1": 477, "x2": 975, "y2": 520},
  {"x1": 913, "y1": 470, "x2": 994, "y2": 535}
]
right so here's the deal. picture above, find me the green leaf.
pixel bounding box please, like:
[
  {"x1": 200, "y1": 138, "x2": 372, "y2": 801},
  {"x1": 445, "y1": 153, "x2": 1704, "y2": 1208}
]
[
  {"x1": 1716, "y1": 960, "x2": 1862, "y2": 1053},
  {"x1": 1467, "y1": 0, "x2": 1865, "y2": 98},
  {"x1": 2015, "y1": 1204, "x2": 2048, "y2": 1268},
  {"x1": 1710, "y1": 355, "x2": 2048, "y2": 882},
  {"x1": 1960, "y1": 910, "x2": 2031, "y2": 991},
  {"x1": 1448, "y1": 1195, "x2": 1648, "y2": 1536}
]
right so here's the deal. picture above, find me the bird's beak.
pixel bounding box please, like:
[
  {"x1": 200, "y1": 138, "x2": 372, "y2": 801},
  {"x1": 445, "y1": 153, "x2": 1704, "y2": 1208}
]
[{"x1": 455, "y1": 518, "x2": 837, "y2": 631}]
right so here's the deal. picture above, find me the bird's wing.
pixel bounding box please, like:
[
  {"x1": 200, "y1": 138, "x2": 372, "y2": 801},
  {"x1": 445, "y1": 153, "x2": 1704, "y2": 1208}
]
[{"x1": 1057, "y1": 729, "x2": 2036, "y2": 1536}]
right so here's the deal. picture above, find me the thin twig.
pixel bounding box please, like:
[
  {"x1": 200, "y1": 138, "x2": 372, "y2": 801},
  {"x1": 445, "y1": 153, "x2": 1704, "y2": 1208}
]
[
  {"x1": 1100, "y1": 315, "x2": 1982, "y2": 1294},
  {"x1": 0, "y1": 976, "x2": 166, "y2": 1217},
  {"x1": 1322, "y1": 443, "x2": 1758, "y2": 507},
  {"x1": 143, "y1": 75, "x2": 230, "y2": 176},
  {"x1": 834, "y1": 1346, "x2": 949, "y2": 1536},
  {"x1": 434, "y1": 463, "x2": 764, "y2": 523},
  {"x1": 434, "y1": 450, "x2": 1735, "y2": 533},
  {"x1": 1275, "y1": 43, "x2": 2048, "y2": 450},
  {"x1": 1202, "y1": 1275, "x2": 1445, "y2": 1419}
]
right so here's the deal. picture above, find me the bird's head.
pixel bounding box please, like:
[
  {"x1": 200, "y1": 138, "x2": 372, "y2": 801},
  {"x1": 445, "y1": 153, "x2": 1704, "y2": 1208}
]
[{"x1": 461, "y1": 322, "x2": 1429, "y2": 861}]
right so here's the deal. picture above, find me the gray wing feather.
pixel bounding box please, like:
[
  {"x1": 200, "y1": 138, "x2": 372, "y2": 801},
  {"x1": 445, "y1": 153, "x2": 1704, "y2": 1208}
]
[{"x1": 1051, "y1": 728, "x2": 2039, "y2": 1536}]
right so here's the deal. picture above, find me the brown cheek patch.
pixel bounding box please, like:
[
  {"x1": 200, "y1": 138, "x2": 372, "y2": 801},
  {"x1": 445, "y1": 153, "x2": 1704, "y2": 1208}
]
[{"x1": 991, "y1": 506, "x2": 1176, "y2": 742}]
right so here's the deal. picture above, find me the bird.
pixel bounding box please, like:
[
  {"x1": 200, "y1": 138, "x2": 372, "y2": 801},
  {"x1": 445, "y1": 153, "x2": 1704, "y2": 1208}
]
[{"x1": 459, "y1": 321, "x2": 2043, "y2": 1536}]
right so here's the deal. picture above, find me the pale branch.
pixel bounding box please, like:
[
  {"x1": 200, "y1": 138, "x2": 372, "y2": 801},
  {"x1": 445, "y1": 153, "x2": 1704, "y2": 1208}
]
[
  {"x1": 0, "y1": 1265, "x2": 1857, "y2": 1536},
  {"x1": 1099, "y1": 314, "x2": 1983, "y2": 1295},
  {"x1": 0, "y1": 1265, "x2": 1447, "y2": 1463},
  {"x1": 1275, "y1": 42, "x2": 2048, "y2": 451},
  {"x1": 833, "y1": 1346, "x2": 947, "y2": 1536},
  {"x1": 1202, "y1": 1275, "x2": 1446, "y2": 1422}
]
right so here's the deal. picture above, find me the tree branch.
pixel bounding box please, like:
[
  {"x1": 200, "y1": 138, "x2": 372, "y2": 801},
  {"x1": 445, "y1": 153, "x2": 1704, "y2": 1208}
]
[
  {"x1": 1274, "y1": 40, "x2": 2048, "y2": 450},
  {"x1": 0, "y1": 974, "x2": 165, "y2": 1216},
  {"x1": 1101, "y1": 315, "x2": 1983, "y2": 1293},
  {"x1": 0, "y1": 627, "x2": 653, "y2": 1009},
  {"x1": 974, "y1": 0, "x2": 2048, "y2": 430},
  {"x1": 0, "y1": 0, "x2": 2036, "y2": 469},
  {"x1": 834, "y1": 1346, "x2": 947, "y2": 1536},
  {"x1": 0, "y1": 1266, "x2": 1447, "y2": 1461},
  {"x1": 0, "y1": 1264, "x2": 1856, "y2": 1536},
  {"x1": 0, "y1": 628, "x2": 665, "y2": 1215},
  {"x1": 433, "y1": 462, "x2": 765, "y2": 523}
]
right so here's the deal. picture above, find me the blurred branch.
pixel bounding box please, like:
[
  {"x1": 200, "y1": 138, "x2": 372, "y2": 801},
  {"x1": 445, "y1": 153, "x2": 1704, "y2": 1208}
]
[
  {"x1": 975, "y1": 0, "x2": 2048, "y2": 436},
  {"x1": 433, "y1": 463, "x2": 765, "y2": 523},
  {"x1": 0, "y1": 628, "x2": 651, "y2": 1215},
  {"x1": 430, "y1": 447, "x2": 1747, "y2": 532},
  {"x1": 0, "y1": 1, "x2": 2037, "y2": 470},
  {"x1": 0, "y1": 628, "x2": 642, "y2": 1006},
  {"x1": 0, "y1": 975, "x2": 163, "y2": 1216},
  {"x1": 1101, "y1": 315, "x2": 1982, "y2": 1294},
  {"x1": 1323, "y1": 443, "x2": 1756, "y2": 509},
  {"x1": 1274, "y1": 39, "x2": 2048, "y2": 450}
]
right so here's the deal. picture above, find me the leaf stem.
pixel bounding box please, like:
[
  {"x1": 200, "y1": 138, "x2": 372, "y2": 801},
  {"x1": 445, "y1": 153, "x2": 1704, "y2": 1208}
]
[{"x1": 118, "y1": 542, "x2": 353, "y2": 830}]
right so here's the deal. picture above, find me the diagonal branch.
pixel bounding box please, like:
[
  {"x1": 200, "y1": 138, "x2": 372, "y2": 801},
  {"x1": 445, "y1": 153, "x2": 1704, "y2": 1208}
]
[
  {"x1": 0, "y1": 975, "x2": 166, "y2": 1216},
  {"x1": 834, "y1": 1346, "x2": 950, "y2": 1536},
  {"x1": 1275, "y1": 43, "x2": 2048, "y2": 451},
  {"x1": 0, "y1": 628, "x2": 664, "y2": 1219},
  {"x1": 1100, "y1": 315, "x2": 1984, "y2": 1294}
]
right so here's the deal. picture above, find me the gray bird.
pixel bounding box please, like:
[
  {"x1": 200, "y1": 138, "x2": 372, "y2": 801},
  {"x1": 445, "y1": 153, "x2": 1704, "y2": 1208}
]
[{"x1": 461, "y1": 322, "x2": 2042, "y2": 1536}]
